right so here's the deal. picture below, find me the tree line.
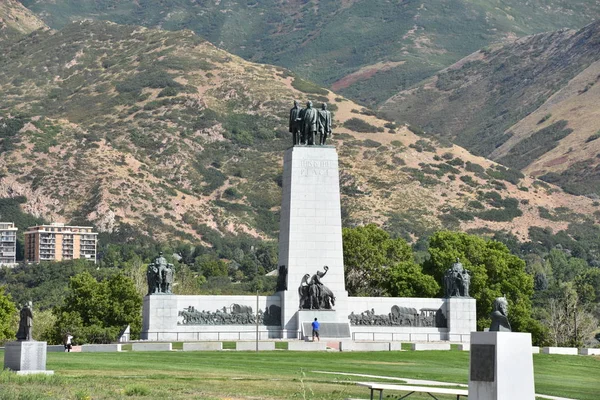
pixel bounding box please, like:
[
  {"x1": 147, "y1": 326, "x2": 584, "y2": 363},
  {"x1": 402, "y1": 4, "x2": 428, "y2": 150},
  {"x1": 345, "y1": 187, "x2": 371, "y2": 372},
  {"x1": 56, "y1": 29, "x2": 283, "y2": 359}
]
[{"x1": 0, "y1": 225, "x2": 598, "y2": 346}]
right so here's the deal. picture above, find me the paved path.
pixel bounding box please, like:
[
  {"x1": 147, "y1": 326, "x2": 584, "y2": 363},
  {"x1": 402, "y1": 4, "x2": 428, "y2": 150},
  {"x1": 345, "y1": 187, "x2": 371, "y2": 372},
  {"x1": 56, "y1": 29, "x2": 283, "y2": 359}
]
[{"x1": 311, "y1": 371, "x2": 578, "y2": 400}]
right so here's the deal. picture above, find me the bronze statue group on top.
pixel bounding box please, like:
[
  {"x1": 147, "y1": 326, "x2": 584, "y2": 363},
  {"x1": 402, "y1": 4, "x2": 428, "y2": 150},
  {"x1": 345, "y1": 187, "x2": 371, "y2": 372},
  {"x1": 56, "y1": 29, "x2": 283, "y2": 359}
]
[{"x1": 289, "y1": 100, "x2": 332, "y2": 146}]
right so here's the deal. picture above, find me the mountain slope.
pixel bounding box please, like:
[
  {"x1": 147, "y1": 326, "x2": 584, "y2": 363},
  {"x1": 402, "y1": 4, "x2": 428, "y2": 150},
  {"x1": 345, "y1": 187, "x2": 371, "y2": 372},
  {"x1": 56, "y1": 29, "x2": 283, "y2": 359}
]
[
  {"x1": 18, "y1": 0, "x2": 600, "y2": 107},
  {"x1": 0, "y1": 20, "x2": 597, "y2": 245},
  {"x1": 380, "y1": 20, "x2": 600, "y2": 195},
  {"x1": 0, "y1": 0, "x2": 45, "y2": 40}
]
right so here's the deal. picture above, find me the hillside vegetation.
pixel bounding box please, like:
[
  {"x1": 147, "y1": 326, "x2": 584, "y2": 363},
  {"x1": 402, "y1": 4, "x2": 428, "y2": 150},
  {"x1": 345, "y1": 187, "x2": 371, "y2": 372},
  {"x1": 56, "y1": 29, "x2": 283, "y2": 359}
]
[
  {"x1": 381, "y1": 20, "x2": 600, "y2": 196},
  {"x1": 0, "y1": 20, "x2": 598, "y2": 248},
  {"x1": 18, "y1": 0, "x2": 600, "y2": 107},
  {"x1": 0, "y1": 0, "x2": 45, "y2": 41}
]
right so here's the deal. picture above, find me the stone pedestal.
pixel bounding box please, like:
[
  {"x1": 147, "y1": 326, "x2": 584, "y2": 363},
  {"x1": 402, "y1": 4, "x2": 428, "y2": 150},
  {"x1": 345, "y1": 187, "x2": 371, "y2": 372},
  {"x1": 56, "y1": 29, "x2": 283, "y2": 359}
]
[
  {"x1": 141, "y1": 294, "x2": 178, "y2": 340},
  {"x1": 447, "y1": 297, "x2": 477, "y2": 342},
  {"x1": 4, "y1": 341, "x2": 53, "y2": 375},
  {"x1": 469, "y1": 332, "x2": 535, "y2": 400},
  {"x1": 278, "y1": 146, "x2": 348, "y2": 337}
]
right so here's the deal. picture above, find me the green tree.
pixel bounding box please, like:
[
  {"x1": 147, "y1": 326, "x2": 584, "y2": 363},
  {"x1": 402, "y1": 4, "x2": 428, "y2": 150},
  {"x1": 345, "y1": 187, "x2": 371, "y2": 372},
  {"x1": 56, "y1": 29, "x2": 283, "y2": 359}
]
[
  {"x1": 424, "y1": 231, "x2": 540, "y2": 337},
  {"x1": 343, "y1": 224, "x2": 414, "y2": 296},
  {"x1": 194, "y1": 254, "x2": 228, "y2": 278},
  {"x1": 384, "y1": 261, "x2": 440, "y2": 297},
  {"x1": 0, "y1": 287, "x2": 17, "y2": 343},
  {"x1": 52, "y1": 272, "x2": 142, "y2": 344}
]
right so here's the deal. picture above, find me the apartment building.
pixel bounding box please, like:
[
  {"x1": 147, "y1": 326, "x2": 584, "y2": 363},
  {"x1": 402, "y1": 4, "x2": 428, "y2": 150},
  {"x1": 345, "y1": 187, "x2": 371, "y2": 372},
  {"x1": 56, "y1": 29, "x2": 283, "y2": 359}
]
[
  {"x1": 24, "y1": 223, "x2": 97, "y2": 263},
  {"x1": 0, "y1": 222, "x2": 18, "y2": 265}
]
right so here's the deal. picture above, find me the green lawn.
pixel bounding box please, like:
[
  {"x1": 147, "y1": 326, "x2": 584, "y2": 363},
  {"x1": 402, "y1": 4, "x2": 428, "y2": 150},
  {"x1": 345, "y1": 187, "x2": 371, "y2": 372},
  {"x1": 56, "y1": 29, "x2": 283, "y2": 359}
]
[{"x1": 0, "y1": 349, "x2": 598, "y2": 399}]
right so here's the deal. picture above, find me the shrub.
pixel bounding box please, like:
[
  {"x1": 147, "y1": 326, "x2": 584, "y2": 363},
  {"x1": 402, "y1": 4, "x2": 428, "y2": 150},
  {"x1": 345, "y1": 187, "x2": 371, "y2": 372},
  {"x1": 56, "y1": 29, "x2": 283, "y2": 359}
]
[
  {"x1": 409, "y1": 139, "x2": 436, "y2": 153},
  {"x1": 585, "y1": 131, "x2": 600, "y2": 143},
  {"x1": 460, "y1": 175, "x2": 478, "y2": 187},
  {"x1": 291, "y1": 77, "x2": 329, "y2": 96},
  {"x1": 465, "y1": 162, "x2": 485, "y2": 175},
  {"x1": 362, "y1": 139, "x2": 382, "y2": 148},
  {"x1": 343, "y1": 118, "x2": 379, "y2": 133}
]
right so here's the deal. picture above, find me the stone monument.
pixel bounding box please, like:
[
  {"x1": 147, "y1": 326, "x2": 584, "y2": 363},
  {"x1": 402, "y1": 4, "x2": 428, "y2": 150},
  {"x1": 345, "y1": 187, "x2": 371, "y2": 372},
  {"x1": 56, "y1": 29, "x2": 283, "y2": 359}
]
[
  {"x1": 469, "y1": 298, "x2": 534, "y2": 400},
  {"x1": 4, "y1": 302, "x2": 53, "y2": 375},
  {"x1": 141, "y1": 101, "x2": 477, "y2": 342},
  {"x1": 278, "y1": 142, "x2": 349, "y2": 338}
]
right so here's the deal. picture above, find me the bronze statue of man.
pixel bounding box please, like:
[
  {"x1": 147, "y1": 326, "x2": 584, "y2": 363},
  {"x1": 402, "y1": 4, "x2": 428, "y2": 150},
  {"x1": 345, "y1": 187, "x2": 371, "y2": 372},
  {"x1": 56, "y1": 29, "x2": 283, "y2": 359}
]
[
  {"x1": 289, "y1": 101, "x2": 301, "y2": 145},
  {"x1": 489, "y1": 297, "x2": 511, "y2": 332},
  {"x1": 318, "y1": 103, "x2": 332, "y2": 145},
  {"x1": 16, "y1": 301, "x2": 33, "y2": 341},
  {"x1": 302, "y1": 101, "x2": 319, "y2": 145}
]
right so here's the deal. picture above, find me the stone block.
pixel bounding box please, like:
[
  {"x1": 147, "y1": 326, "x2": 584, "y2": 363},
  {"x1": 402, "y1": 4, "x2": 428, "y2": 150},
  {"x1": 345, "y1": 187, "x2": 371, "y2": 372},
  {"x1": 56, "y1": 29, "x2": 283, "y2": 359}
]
[
  {"x1": 579, "y1": 348, "x2": 600, "y2": 356},
  {"x1": 288, "y1": 341, "x2": 328, "y2": 351},
  {"x1": 542, "y1": 347, "x2": 578, "y2": 355},
  {"x1": 411, "y1": 343, "x2": 451, "y2": 351},
  {"x1": 457, "y1": 343, "x2": 470, "y2": 351},
  {"x1": 340, "y1": 342, "x2": 390, "y2": 352},
  {"x1": 46, "y1": 345, "x2": 66, "y2": 352},
  {"x1": 182, "y1": 342, "x2": 223, "y2": 351},
  {"x1": 469, "y1": 332, "x2": 535, "y2": 400},
  {"x1": 531, "y1": 346, "x2": 540, "y2": 354},
  {"x1": 132, "y1": 342, "x2": 172, "y2": 351},
  {"x1": 236, "y1": 341, "x2": 275, "y2": 351},
  {"x1": 4, "y1": 341, "x2": 52, "y2": 374},
  {"x1": 389, "y1": 342, "x2": 403, "y2": 351},
  {"x1": 81, "y1": 344, "x2": 122, "y2": 352}
]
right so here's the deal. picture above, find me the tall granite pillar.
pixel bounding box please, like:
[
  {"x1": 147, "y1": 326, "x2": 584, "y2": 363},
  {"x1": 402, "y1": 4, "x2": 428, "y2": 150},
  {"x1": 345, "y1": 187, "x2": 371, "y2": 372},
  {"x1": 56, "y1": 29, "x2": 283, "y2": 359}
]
[{"x1": 278, "y1": 146, "x2": 348, "y2": 338}]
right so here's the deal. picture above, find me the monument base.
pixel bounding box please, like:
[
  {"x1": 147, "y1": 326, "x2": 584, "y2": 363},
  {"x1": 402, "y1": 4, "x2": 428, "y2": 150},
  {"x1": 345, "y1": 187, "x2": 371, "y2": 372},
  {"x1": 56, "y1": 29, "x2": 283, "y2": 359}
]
[
  {"x1": 297, "y1": 309, "x2": 351, "y2": 340},
  {"x1": 4, "y1": 341, "x2": 53, "y2": 374},
  {"x1": 469, "y1": 332, "x2": 535, "y2": 400}
]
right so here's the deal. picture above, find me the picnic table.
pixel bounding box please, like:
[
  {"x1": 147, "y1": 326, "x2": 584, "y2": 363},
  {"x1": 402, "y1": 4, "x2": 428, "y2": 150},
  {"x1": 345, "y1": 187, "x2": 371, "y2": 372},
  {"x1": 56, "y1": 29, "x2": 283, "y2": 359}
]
[{"x1": 357, "y1": 381, "x2": 468, "y2": 400}]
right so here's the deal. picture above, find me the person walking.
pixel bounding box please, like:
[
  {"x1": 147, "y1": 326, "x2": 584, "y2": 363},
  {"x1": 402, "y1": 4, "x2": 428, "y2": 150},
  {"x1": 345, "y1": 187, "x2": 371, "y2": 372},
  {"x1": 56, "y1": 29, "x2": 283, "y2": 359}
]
[{"x1": 311, "y1": 317, "x2": 320, "y2": 342}]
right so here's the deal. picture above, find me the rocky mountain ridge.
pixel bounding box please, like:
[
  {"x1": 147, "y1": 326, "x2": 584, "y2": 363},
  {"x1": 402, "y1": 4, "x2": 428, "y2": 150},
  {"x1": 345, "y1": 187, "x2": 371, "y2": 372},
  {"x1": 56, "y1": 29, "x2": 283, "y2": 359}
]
[
  {"x1": 0, "y1": 20, "x2": 597, "y2": 245},
  {"x1": 380, "y1": 20, "x2": 600, "y2": 197}
]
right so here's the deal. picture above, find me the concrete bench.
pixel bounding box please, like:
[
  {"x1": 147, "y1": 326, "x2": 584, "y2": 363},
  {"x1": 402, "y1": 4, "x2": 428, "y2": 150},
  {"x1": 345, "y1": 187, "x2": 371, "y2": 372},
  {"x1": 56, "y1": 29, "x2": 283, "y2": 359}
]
[
  {"x1": 131, "y1": 343, "x2": 172, "y2": 352},
  {"x1": 236, "y1": 341, "x2": 274, "y2": 351},
  {"x1": 411, "y1": 343, "x2": 451, "y2": 351},
  {"x1": 542, "y1": 347, "x2": 578, "y2": 355},
  {"x1": 182, "y1": 342, "x2": 222, "y2": 351},
  {"x1": 357, "y1": 382, "x2": 467, "y2": 400},
  {"x1": 81, "y1": 344, "x2": 122, "y2": 352}
]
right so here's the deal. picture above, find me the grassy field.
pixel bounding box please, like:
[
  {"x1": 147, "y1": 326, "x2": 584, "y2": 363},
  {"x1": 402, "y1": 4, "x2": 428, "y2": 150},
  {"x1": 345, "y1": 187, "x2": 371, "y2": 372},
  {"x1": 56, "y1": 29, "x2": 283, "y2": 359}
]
[{"x1": 0, "y1": 349, "x2": 598, "y2": 399}]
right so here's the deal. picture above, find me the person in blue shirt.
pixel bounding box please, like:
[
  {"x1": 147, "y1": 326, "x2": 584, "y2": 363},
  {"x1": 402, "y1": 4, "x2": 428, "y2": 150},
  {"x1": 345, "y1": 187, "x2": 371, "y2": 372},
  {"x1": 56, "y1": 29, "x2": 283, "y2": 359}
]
[{"x1": 311, "y1": 318, "x2": 320, "y2": 341}]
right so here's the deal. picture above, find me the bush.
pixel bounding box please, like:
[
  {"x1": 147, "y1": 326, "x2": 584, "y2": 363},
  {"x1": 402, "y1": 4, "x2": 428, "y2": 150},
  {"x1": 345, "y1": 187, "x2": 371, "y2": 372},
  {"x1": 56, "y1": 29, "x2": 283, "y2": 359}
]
[
  {"x1": 460, "y1": 175, "x2": 478, "y2": 187},
  {"x1": 343, "y1": 118, "x2": 379, "y2": 133},
  {"x1": 291, "y1": 77, "x2": 329, "y2": 96},
  {"x1": 409, "y1": 139, "x2": 436, "y2": 153},
  {"x1": 362, "y1": 139, "x2": 382, "y2": 148},
  {"x1": 585, "y1": 131, "x2": 600, "y2": 143}
]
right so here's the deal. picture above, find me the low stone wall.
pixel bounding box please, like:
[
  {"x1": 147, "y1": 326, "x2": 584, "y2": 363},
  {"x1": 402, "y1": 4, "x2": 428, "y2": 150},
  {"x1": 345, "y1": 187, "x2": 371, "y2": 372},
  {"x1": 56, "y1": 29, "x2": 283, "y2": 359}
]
[
  {"x1": 46, "y1": 345, "x2": 66, "y2": 352},
  {"x1": 287, "y1": 341, "x2": 328, "y2": 351},
  {"x1": 542, "y1": 347, "x2": 578, "y2": 355},
  {"x1": 411, "y1": 343, "x2": 451, "y2": 351},
  {"x1": 81, "y1": 344, "x2": 122, "y2": 352},
  {"x1": 579, "y1": 348, "x2": 600, "y2": 356},
  {"x1": 132, "y1": 343, "x2": 172, "y2": 351},
  {"x1": 236, "y1": 341, "x2": 275, "y2": 351},
  {"x1": 339, "y1": 341, "x2": 390, "y2": 352},
  {"x1": 182, "y1": 342, "x2": 222, "y2": 351},
  {"x1": 457, "y1": 343, "x2": 470, "y2": 351}
]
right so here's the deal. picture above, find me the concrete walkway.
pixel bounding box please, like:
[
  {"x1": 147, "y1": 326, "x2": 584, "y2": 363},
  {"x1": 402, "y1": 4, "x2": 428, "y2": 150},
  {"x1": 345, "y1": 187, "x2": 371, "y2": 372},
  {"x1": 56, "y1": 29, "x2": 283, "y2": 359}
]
[{"x1": 312, "y1": 371, "x2": 577, "y2": 400}]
